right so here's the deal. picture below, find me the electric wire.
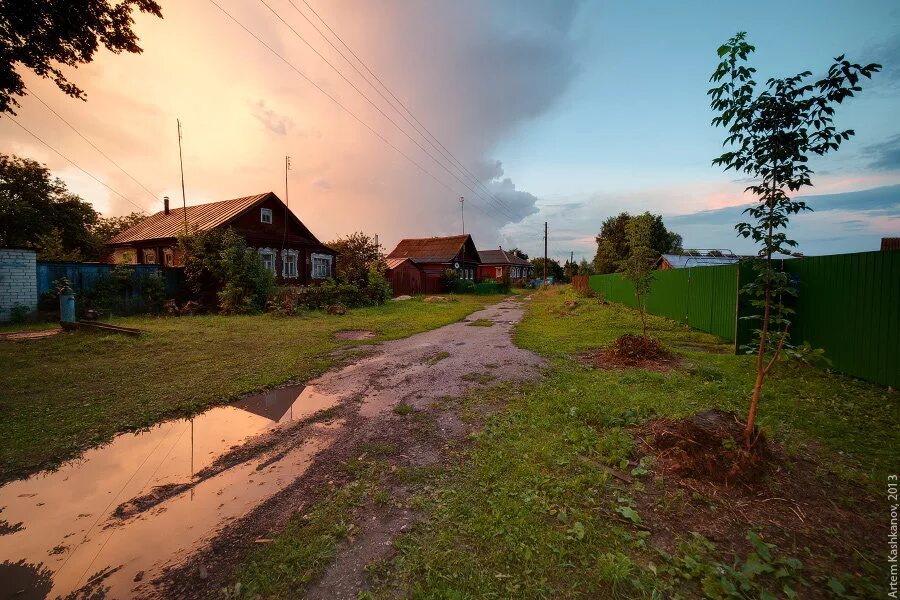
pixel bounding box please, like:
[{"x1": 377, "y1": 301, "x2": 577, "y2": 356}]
[
  {"x1": 6, "y1": 116, "x2": 150, "y2": 214},
  {"x1": 254, "y1": 0, "x2": 517, "y2": 222},
  {"x1": 27, "y1": 88, "x2": 159, "y2": 205},
  {"x1": 287, "y1": 0, "x2": 520, "y2": 219},
  {"x1": 207, "y1": 0, "x2": 496, "y2": 221}
]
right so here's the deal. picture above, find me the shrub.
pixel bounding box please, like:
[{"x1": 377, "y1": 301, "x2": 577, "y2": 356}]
[
  {"x1": 364, "y1": 266, "x2": 392, "y2": 304},
  {"x1": 289, "y1": 271, "x2": 392, "y2": 312},
  {"x1": 8, "y1": 304, "x2": 30, "y2": 323},
  {"x1": 267, "y1": 286, "x2": 299, "y2": 316},
  {"x1": 181, "y1": 228, "x2": 274, "y2": 314},
  {"x1": 143, "y1": 273, "x2": 167, "y2": 314}
]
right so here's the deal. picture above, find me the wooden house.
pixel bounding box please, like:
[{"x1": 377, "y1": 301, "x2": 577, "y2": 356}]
[
  {"x1": 477, "y1": 248, "x2": 533, "y2": 283},
  {"x1": 385, "y1": 234, "x2": 480, "y2": 295},
  {"x1": 105, "y1": 192, "x2": 336, "y2": 284}
]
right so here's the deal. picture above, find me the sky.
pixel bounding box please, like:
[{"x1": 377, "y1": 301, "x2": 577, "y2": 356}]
[{"x1": 2, "y1": 0, "x2": 899, "y2": 261}]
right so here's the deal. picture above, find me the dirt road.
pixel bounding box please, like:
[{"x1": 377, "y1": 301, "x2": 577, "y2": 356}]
[{"x1": 1, "y1": 297, "x2": 543, "y2": 599}]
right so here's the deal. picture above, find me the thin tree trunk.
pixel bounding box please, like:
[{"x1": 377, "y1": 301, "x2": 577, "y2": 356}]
[{"x1": 745, "y1": 164, "x2": 778, "y2": 447}]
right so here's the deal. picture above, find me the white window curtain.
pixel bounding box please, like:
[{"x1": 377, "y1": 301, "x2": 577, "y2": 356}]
[{"x1": 311, "y1": 253, "x2": 332, "y2": 279}]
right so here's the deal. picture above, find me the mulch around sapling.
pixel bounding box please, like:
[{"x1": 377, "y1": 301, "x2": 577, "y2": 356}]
[
  {"x1": 629, "y1": 409, "x2": 882, "y2": 595},
  {"x1": 580, "y1": 334, "x2": 680, "y2": 371}
]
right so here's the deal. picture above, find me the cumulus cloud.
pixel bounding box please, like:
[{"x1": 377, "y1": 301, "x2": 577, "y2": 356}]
[{"x1": 0, "y1": 0, "x2": 583, "y2": 252}]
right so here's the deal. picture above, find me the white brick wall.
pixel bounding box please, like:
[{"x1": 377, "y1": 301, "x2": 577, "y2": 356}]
[{"x1": 0, "y1": 248, "x2": 38, "y2": 321}]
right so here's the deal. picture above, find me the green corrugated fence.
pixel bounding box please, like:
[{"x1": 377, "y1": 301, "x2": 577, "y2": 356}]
[
  {"x1": 590, "y1": 264, "x2": 739, "y2": 342},
  {"x1": 589, "y1": 250, "x2": 899, "y2": 387}
]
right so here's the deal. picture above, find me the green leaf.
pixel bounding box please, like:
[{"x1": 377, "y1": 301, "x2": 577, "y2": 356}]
[
  {"x1": 615, "y1": 505, "x2": 641, "y2": 524},
  {"x1": 827, "y1": 577, "x2": 846, "y2": 594}
]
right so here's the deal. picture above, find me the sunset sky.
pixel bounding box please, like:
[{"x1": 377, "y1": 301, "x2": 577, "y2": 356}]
[{"x1": 2, "y1": 0, "x2": 899, "y2": 261}]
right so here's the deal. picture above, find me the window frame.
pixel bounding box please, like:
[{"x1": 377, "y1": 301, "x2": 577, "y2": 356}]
[
  {"x1": 142, "y1": 248, "x2": 157, "y2": 264},
  {"x1": 258, "y1": 247, "x2": 277, "y2": 275},
  {"x1": 311, "y1": 252, "x2": 332, "y2": 279},
  {"x1": 281, "y1": 249, "x2": 299, "y2": 278},
  {"x1": 260, "y1": 208, "x2": 273, "y2": 224}
]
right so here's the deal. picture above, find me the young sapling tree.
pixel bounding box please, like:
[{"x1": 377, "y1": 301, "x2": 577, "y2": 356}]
[
  {"x1": 621, "y1": 213, "x2": 657, "y2": 338},
  {"x1": 709, "y1": 32, "x2": 880, "y2": 446}
]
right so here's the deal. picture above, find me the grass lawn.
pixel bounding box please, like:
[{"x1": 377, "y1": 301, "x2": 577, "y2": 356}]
[
  {"x1": 0, "y1": 294, "x2": 504, "y2": 482},
  {"x1": 373, "y1": 288, "x2": 895, "y2": 598},
  {"x1": 234, "y1": 286, "x2": 895, "y2": 598}
]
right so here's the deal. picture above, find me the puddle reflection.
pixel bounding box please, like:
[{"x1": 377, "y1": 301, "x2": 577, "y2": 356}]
[{"x1": 0, "y1": 384, "x2": 338, "y2": 599}]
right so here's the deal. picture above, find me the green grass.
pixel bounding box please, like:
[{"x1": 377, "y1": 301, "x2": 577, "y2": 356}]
[
  {"x1": 0, "y1": 295, "x2": 504, "y2": 481},
  {"x1": 466, "y1": 318, "x2": 494, "y2": 327},
  {"x1": 363, "y1": 286, "x2": 895, "y2": 598}
]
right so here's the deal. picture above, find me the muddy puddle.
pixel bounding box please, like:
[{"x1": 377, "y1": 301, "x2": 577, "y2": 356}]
[{"x1": 0, "y1": 384, "x2": 339, "y2": 599}]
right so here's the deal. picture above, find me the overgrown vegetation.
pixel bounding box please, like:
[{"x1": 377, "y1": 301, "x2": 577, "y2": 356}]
[
  {"x1": 709, "y1": 32, "x2": 880, "y2": 444},
  {"x1": 180, "y1": 228, "x2": 274, "y2": 314},
  {"x1": 0, "y1": 294, "x2": 504, "y2": 481}
]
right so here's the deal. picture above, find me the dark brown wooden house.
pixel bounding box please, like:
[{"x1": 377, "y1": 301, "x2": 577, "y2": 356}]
[
  {"x1": 385, "y1": 234, "x2": 480, "y2": 295},
  {"x1": 477, "y1": 248, "x2": 533, "y2": 283},
  {"x1": 105, "y1": 192, "x2": 336, "y2": 284}
]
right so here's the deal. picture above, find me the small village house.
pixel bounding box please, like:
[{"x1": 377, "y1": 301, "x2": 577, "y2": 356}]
[
  {"x1": 385, "y1": 234, "x2": 480, "y2": 296},
  {"x1": 477, "y1": 247, "x2": 533, "y2": 283},
  {"x1": 105, "y1": 192, "x2": 336, "y2": 284}
]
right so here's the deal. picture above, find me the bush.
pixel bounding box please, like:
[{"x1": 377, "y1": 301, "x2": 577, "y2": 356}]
[
  {"x1": 143, "y1": 273, "x2": 167, "y2": 314},
  {"x1": 364, "y1": 266, "x2": 392, "y2": 304},
  {"x1": 181, "y1": 228, "x2": 274, "y2": 314}
]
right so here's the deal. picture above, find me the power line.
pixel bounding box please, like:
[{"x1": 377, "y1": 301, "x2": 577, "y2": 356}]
[
  {"x1": 288, "y1": 0, "x2": 520, "y2": 219},
  {"x1": 7, "y1": 116, "x2": 150, "y2": 214},
  {"x1": 254, "y1": 0, "x2": 518, "y2": 223},
  {"x1": 27, "y1": 88, "x2": 159, "y2": 205},
  {"x1": 207, "y1": 0, "x2": 496, "y2": 221}
]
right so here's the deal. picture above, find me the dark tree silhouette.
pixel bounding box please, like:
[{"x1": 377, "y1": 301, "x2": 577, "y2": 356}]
[{"x1": 0, "y1": 0, "x2": 162, "y2": 115}]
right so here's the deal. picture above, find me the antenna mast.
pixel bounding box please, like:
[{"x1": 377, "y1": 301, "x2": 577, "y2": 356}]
[
  {"x1": 177, "y1": 119, "x2": 188, "y2": 234},
  {"x1": 460, "y1": 196, "x2": 465, "y2": 235}
]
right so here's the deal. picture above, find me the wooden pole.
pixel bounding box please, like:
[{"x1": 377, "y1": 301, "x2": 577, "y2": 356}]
[
  {"x1": 177, "y1": 119, "x2": 188, "y2": 235},
  {"x1": 544, "y1": 221, "x2": 548, "y2": 283}
]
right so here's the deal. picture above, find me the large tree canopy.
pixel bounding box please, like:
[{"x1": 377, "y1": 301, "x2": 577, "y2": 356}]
[
  {"x1": 0, "y1": 153, "x2": 140, "y2": 260},
  {"x1": 592, "y1": 212, "x2": 682, "y2": 274},
  {"x1": 0, "y1": 0, "x2": 162, "y2": 115},
  {"x1": 327, "y1": 232, "x2": 384, "y2": 286}
]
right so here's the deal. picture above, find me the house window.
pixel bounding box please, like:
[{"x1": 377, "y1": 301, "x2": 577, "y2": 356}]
[
  {"x1": 281, "y1": 249, "x2": 299, "y2": 278},
  {"x1": 142, "y1": 248, "x2": 157, "y2": 264},
  {"x1": 260, "y1": 208, "x2": 273, "y2": 224},
  {"x1": 258, "y1": 248, "x2": 276, "y2": 275},
  {"x1": 163, "y1": 248, "x2": 174, "y2": 267},
  {"x1": 495, "y1": 267, "x2": 503, "y2": 279},
  {"x1": 311, "y1": 253, "x2": 332, "y2": 279}
]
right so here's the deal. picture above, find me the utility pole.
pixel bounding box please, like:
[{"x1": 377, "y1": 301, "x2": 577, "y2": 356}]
[
  {"x1": 283, "y1": 156, "x2": 291, "y2": 251},
  {"x1": 460, "y1": 196, "x2": 465, "y2": 235},
  {"x1": 177, "y1": 119, "x2": 188, "y2": 235},
  {"x1": 544, "y1": 221, "x2": 548, "y2": 283},
  {"x1": 285, "y1": 156, "x2": 291, "y2": 207},
  {"x1": 570, "y1": 250, "x2": 574, "y2": 275}
]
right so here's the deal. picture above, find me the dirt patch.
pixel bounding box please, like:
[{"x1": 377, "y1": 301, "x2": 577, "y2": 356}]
[
  {"x1": 0, "y1": 329, "x2": 61, "y2": 341},
  {"x1": 633, "y1": 417, "x2": 881, "y2": 596},
  {"x1": 639, "y1": 410, "x2": 770, "y2": 484},
  {"x1": 334, "y1": 330, "x2": 376, "y2": 340},
  {"x1": 139, "y1": 297, "x2": 544, "y2": 599},
  {"x1": 580, "y1": 334, "x2": 679, "y2": 371}
]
